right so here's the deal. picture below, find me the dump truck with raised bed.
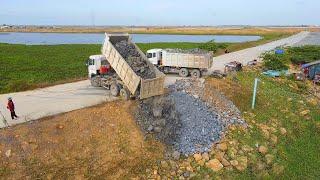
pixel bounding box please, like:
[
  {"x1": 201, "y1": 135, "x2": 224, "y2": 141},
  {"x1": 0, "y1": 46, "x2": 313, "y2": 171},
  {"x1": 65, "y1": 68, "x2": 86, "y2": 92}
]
[
  {"x1": 147, "y1": 48, "x2": 213, "y2": 78},
  {"x1": 87, "y1": 34, "x2": 165, "y2": 100}
]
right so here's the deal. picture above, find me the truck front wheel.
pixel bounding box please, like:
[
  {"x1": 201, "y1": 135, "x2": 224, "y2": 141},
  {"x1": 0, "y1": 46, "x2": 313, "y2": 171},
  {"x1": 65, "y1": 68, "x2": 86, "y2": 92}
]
[
  {"x1": 179, "y1": 68, "x2": 189, "y2": 77},
  {"x1": 191, "y1": 69, "x2": 201, "y2": 78},
  {"x1": 110, "y1": 83, "x2": 120, "y2": 97},
  {"x1": 90, "y1": 76, "x2": 101, "y2": 87},
  {"x1": 120, "y1": 88, "x2": 130, "y2": 100}
]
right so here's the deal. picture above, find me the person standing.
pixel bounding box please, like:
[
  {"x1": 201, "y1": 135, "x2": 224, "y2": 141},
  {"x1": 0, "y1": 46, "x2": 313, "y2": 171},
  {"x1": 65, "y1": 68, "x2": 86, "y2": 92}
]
[{"x1": 7, "y1": 97, "x2": 18, "y2": 120}]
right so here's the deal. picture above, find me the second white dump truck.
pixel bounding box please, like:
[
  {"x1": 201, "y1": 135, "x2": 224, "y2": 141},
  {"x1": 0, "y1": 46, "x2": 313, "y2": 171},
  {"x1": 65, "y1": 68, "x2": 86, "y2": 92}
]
[
  {"x1": 87, "y1": 34, "x2": 165, "y2": 100},
  {"x1": 147, "y1": 49, "x2": 213, "y2": 78}
]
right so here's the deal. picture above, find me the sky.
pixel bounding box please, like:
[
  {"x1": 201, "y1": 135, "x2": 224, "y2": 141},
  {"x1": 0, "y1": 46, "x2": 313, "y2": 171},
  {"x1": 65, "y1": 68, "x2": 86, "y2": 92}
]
[{"x1": 0, "y1": 0, "x2": 319, "y2": 26}]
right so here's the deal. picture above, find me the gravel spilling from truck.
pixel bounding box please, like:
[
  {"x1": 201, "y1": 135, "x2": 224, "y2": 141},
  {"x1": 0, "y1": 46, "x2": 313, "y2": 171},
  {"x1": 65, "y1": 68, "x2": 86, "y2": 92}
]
[
  {"x1": 135, "y1": 79, "x2": 245, "y2": 155},
  {"x1": 115, "y1": 40, "x2": 156, "y2": 79}
]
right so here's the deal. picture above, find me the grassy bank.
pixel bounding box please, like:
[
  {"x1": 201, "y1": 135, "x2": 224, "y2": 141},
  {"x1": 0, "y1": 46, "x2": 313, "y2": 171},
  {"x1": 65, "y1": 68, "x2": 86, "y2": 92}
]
[{"x1": 191, "y1": 70, "x2": 320, "y2": 179}]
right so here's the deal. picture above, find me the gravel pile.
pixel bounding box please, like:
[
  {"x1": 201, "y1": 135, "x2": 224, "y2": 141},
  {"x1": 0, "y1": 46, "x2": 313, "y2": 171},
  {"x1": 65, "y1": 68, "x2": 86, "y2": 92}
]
[
  {"x1": 115, "y1": 40, "x2": 156, "y2": 79},
  {"x1": 169, "y1": 91, "x2": 223, "y2": 154},
  {"x1": 172, "y1": 79, "x2": 246, "y2": 127},
  {"x1": 135, "y1": 79, "x2": 245, "y2": 155},
  {"x1": 165, "y1": 48, "x2": 209, "y2": 54}
]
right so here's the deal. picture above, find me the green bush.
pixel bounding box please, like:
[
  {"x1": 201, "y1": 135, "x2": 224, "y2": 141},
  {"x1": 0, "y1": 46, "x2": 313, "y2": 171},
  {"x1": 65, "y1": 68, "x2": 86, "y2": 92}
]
[
  {"x1": 289, "y1": 45, "x2": 320, "y2": 64},
  {"x1": 198, "y1": 40, "x2": 219, "y2": 53},
  {"x1": 263, "y1": 53, "x2": 289, "y2": 70}
]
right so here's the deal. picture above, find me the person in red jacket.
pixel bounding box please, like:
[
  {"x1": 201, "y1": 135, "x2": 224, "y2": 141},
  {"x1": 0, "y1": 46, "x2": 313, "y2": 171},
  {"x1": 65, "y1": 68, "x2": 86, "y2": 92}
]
[{"x1": 7, "y1": 97, "x2": 18, "y2": 120}]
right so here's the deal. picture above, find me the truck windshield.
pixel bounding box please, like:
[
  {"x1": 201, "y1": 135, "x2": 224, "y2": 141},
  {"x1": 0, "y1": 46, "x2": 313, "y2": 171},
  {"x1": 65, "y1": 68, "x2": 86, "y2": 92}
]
[{"x1": 147, "y1": 53, "x2": 153, "y2": 58}]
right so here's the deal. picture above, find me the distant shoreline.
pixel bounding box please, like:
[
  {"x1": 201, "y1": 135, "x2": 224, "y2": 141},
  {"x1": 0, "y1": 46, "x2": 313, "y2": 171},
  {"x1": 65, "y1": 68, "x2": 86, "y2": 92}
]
[{"x1": 1, "y1": 26, "x2": 319, "y2": 36}]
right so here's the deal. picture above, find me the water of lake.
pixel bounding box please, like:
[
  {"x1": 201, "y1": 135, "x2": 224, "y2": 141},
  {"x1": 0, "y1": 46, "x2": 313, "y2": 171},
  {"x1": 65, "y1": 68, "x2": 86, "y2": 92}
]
[{"x1": 0, "y1": 32, "x2": 261, "y2": 45}]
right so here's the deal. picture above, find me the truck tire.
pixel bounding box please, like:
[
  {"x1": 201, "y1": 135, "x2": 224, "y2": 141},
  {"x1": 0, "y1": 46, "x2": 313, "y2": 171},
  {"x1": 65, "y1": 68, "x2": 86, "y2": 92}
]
[
  {"x1": 110, "y1": 83, "x2": 120, "y2": 97},
  {"x1": 90, "y1": 76, "x2": 101, "y2": 87},
  {"x1": 179, "y1": 68, "x2": 189, "y2": 77},
  {"x1": 191, "y1": 69, "x2": 201, "y2": 78},
  {"x1": 120, "y1": 88, "x2": 130, "y2": 100}
]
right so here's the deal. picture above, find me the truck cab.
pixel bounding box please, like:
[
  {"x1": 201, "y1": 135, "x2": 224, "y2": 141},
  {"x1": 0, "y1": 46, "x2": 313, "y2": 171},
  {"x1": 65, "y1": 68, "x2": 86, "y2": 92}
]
[
  {"x1": 87, "y1": 55, "x2": 107, "y2": 78},
  {"x1": 147, "y1": 49, "x2": 163, "y2": 65}
]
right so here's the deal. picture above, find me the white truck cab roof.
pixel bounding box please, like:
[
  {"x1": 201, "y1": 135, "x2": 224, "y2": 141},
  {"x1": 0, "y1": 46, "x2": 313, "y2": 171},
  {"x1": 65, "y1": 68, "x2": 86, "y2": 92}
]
[
  {"x1": 89, "y1": 55, "x2": 106, "y2": 61},
  {"x1": 147, "y1": 49, "x2": 163, "y2": 54}
]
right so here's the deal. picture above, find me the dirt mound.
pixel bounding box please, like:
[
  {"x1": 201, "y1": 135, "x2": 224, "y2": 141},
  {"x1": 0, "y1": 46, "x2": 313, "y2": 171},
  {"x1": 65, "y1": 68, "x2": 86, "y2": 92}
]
[
  {"x1": 115, "y1": 40, "x2": 156, "y2": 79},
  {"x1": 0, "y1": 101, "x2": 164, "y2": 179}
]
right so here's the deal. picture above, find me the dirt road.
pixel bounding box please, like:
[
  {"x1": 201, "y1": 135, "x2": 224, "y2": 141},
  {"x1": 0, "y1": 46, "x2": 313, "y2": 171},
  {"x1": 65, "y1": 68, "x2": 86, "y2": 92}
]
[
  {"x1": 208, "y1": 31, "x2": 309, "y2": 72},
  {"x1": 0, "y1": 32, "x2": 310, "y2": 128}
]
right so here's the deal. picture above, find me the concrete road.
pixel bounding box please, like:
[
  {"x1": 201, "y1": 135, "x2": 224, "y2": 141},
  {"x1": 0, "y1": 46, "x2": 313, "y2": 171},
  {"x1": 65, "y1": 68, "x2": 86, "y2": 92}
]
[
  {"x1": 208, "y1": 31, "x2": 309, "y2": 72},
  {"x1": 293, "y1": 32, "x2": 320, "y2": 46},
  {"x1": 0, "y1": 81, "x2": 118, "y2": 128},
  {"x1": 0, "y1": 32, "x2": 310, "y2": 128},
  {"x1": 0, "y1": 76, "x2": 185, "y2": 128}
]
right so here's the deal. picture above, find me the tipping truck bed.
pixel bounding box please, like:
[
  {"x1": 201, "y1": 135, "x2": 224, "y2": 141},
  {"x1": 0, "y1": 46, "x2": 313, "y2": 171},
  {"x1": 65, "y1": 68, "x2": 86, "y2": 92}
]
[
  {"x1": 162, "y1": 50, "x2": 213, "y2": 69},
  {"x1": 101, "y1": 33, "x2": 165, "y2": 99}
]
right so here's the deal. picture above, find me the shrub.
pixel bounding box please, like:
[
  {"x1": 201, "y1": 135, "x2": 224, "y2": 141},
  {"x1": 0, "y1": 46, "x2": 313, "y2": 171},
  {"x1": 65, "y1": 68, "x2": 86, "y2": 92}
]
[
  {"x1": 263, "y1": 53, "x2": 289, "y2": 70},
  {"x1": 198, "y1": 40, "x2": 219, "y2": 53},
  {"x1": 289, "y1": 45, "x2": 320, "y2": 64}
]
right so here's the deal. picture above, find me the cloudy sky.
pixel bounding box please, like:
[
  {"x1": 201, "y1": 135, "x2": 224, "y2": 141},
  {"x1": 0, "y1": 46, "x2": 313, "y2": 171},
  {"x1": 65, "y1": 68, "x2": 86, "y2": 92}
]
[{"x1": 0, "y1": 0, "x2": 319, "y2": 26}]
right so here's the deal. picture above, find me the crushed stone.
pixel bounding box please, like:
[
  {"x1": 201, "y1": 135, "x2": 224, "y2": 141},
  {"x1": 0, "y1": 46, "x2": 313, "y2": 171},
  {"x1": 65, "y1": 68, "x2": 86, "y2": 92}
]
[
  {"x1": 135, "y1": 79, "x2": 246, "y2": 155},
  {"x1": 165, "y1": 48, "x2": 209, "y2": 54},
  {"x1": 115, "y1": 40, "x2": 156, "y2": 79}
]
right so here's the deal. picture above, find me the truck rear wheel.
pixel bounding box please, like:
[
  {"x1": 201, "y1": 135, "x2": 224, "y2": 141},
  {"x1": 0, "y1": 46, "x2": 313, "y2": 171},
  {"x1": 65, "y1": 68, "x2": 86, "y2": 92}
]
[
  {"x1": 191, "y1": 69, "x2": 201, "y2": 78},
  {"x1": 110, "y1": 83, "x2": 120, "y2": 97},
  {"x1": 90, "y1": 76, "x2": 101, "y2": 87},
  {"x1": 179, "y1": 68, "x2": 189, "y2": 77},
  {"x1": 120, "y1": 88, "x2": 130, "y2": 100}
]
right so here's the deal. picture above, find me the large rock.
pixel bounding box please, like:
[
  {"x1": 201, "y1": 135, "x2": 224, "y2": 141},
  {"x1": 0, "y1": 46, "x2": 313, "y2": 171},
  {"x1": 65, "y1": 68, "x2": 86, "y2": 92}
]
[
  {"x1": 206, "y1": 159, "x2": 223, "y2": 172},
  {"x1": 230, "y1": 160, "x2": 238, "y2": 167},
  {"x1": 5, "y1": 149, "x2": 11, "y2": 158},
  {"x1": 193, "y1": 153, "x2": 202, "y2": 162},
  {"x1": 217, "y1": 142, "x2": 228, "y2": 151},
  {"x1": 270, "y1": 135, "x2": 278, "y2": 144},
  {"x1": 235, "y1": 156, "x2": 248, "y2": 171},
  {"x1": 215, "y1": 151, "x2": 225, "y2": 161},
  {"x1": 202, "y1": 152, "x2": 210, "y2": 161},
  {"x1": 172, "y1": 151, "x2": 181, "y2": 160},
  {"x1": 272, "y1": 163, "x2": 285, "y2": 175},
  {"x1": 221, "y1": 158, "x2": 231, "y2": 167},
  {"x1": 280, "y1": 127, "x2": 287, "y2": 135},
  {"x1": 265, "y1": 154, "x2": 274, "y2": 165},
  {"x1": 300, "y1": 110, "x2": 310, "y2": 116},
  {"x1": 153, "y1": 107, "x2": 163, "y2": 118},
  {"x1": 258, "y1": 146, "x2": 268, "y2": 155}
]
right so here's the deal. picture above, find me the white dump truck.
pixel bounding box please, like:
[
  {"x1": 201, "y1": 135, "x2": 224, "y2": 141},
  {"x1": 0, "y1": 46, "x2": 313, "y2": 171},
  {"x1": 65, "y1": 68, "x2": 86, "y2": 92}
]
[
  {"x1": 87, "y1": 34, "x2": 165, "y2": 100},
  {"x1": 147, "y1": 49, "x2": 213, "y2": 78}
]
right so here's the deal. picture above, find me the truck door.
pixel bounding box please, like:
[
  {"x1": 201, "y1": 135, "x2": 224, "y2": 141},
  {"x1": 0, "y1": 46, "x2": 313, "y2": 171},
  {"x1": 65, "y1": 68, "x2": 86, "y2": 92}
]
[
  {"x1": 88, "y1": 58, "x2": 97, "y2": 77},
  {"x1": 147, "y1": 52, "x2": 158, "y2": 65}
]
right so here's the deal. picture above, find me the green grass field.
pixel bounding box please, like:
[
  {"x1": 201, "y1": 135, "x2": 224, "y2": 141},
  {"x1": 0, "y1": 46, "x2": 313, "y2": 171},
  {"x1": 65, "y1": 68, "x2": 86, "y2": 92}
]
[
  {"x1": 0, "y1": 33, "x2": 290, "y2": 94},
  {"x1": 0, "y1": 43, "x2": 101, "y2": 93}
]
